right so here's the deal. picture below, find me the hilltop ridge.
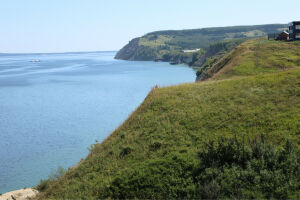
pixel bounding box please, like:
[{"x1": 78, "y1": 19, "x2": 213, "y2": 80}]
[{"x1": 115, "y1": 24, "x2": 286, "y2": 68}]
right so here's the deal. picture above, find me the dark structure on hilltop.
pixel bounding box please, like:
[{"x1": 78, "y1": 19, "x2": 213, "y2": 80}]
[
  {"x1": 268, "y1": 31, "x2": 289, "y2": 41},
  {"x1": 268, "y1": 21, "x2": 300, "y2": 41},
  {"x1": 276, "y1": 31, "x2": 289, "y2": 40},
  {"x1": 289, "y1": 21, "x2": 300, "y2": 40}
]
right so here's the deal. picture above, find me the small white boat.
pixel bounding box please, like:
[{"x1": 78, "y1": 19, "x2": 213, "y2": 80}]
[{"x1": 30, "y1": 59, "x2": 40, "y2": 63}]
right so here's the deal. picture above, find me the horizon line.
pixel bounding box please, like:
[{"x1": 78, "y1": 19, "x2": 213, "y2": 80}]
[{"x1": 0, "y1": 50, "x2": 118, "y2": 55}]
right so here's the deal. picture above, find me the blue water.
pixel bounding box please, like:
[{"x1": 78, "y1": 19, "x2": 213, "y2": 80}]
[{"x1": 0, "y1": 51, "x2": 195, "y2": 193}]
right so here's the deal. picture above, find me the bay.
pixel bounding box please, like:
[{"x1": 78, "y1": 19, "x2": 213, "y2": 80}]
[{"x1": 0, "y1": 51, "x2": 195, "y2": 193}]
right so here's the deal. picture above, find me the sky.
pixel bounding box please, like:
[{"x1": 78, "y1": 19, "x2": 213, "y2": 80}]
[{"x1": 0, "y1": 0, "x2": 299, "y2": 53}]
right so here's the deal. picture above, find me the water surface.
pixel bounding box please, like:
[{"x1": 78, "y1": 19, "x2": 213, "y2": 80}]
[{"x1": 0, "y1": 52, "x2": 195, "y2": 193}]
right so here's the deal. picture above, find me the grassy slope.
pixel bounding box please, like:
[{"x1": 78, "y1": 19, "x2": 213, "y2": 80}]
[
  {"x1": 39, "y1": 39, "x2": 300, "y2": 199},
  {"x1": 199, "y1": 39, "x2": 300, "y2": 80}
]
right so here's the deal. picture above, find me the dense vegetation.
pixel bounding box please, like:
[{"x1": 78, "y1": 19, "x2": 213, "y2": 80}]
[
  {"x1": 37, "y1": 38, "x2": 300, "y2": 199},
  {"x1": 108, "y1": 137, "x2": 300, "y2": 199},
  {"x1": 115, "y1": 24, "x2": 287, "y2": 65}
]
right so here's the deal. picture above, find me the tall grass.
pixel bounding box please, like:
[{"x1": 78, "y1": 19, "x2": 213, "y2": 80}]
[{"x1": 206, "y1": 39, "x2": 300, "y2": 80}]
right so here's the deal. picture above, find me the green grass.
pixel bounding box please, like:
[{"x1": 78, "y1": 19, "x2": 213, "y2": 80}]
[
  {"x1": 210, "y1": 39, "x2": 300, "y2": 80},
  {"x1": 139, "y1": 35, "x2": 172, "y2": 47},
  {"x1": 38, "y1": 69, "x2": 300, "y2": 199},
  {"x1": 37, "y1": 39, "x2": 300, "y2": 199}
]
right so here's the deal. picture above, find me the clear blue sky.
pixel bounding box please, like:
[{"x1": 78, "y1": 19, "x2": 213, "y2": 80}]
[{"x1": 1, "y1": 0, "x2": 299, "y2": 53}]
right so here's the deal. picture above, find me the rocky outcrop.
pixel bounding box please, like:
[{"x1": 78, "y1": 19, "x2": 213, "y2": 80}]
[{"x1": 0, "y1": 189, "x2": 38, "y2": 200}]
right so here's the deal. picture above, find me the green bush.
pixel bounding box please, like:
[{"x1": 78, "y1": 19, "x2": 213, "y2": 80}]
[
  {"x1": 149, "y1": 141, "x2": 162, "y2": 151},
  {"x1": 36, "y1": 179, "x2": 52, "y2": 192},
  {"x1": 35, "y1": 166, "x2": 66, "y2": 192},
  {"x1": 119, "y1": 146, "x2": 133, "y2": 157},
  {"x1": 105, "y1": 136, "x2": 300, "y2": 199},
  {"x1": 106, "y1": 154, "x2": 197, "y2": 199},
  {"x1": 194, "y1": 136, "x2": 300, "y2": 199}
]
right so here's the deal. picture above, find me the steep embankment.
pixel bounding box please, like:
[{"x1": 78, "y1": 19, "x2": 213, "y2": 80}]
[
  {"x1": 37, "y1": 39, "x2": 300, "y2": 199},
  {"x1": 115, "y1": 24, "x2": 286, "y2": 65}
]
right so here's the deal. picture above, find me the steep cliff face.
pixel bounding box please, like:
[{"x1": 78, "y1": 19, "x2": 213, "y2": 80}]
[
  {"x1": 115, "y1": 38, "x2": 157, "y2": 61},
  {"x1": 114, "y1": 38, "x2": 140, "y2": 60}
]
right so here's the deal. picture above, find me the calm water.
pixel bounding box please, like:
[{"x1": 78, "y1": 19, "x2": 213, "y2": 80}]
[{"x1": 0, "y1": 51, "x2": 195, "y2": 193}]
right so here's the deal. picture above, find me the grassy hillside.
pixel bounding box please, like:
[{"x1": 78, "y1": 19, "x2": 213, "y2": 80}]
[
  {"x1": 37, "y1": 39, "x2": 300, "y2": 199},
  {"x1": 115, "y1": 24, "x2": 286, "y2": 64},
  {"x1": 198, "y1": 39, "x2": 300, "y2": 80}
]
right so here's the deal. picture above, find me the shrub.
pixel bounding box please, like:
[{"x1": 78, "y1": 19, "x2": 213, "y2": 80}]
[
  {"x1": 194, "y1": 136, "x2": 300, "y2": 199},
  {"x1": 119, "y1": 146, "x2": 133, "y2": 157},
  {"x1": 35, "y1": 166, "x2": 66, "y2": 192},
  {"x1": 105, "y1": 136, "x2": 300, "y2": 199},
  {"x1": 106, "y1": 154, "x2": 196, "y2": 199},
  {"x1": 149, "y1": 141, "x2": 162, "y2": 151},
  {"x1": 36, "y1": 179, "x2": 52, "y2": 192}
]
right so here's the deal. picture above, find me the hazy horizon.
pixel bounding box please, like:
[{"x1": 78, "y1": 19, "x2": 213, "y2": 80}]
[
  {"x1": 0, "y1": 50, "x2": 118, "y2": 54},
  {"x1": 1, "y1": 0, "x2": 299, "y2": 53},
  {"x1": 0, "y1": 23, "x2": 288, "y2": 54}
]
